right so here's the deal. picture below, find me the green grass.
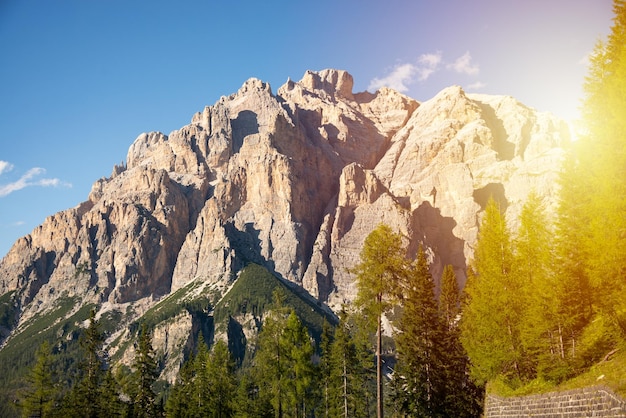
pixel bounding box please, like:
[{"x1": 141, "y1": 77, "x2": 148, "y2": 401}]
[
  {"x1": 488, "y1": 346, "x2": 626, "y2": 399},
  {"x1": 129, "y1": 280, "x2": 211, "y2": 333},
  {"x1": 557, "y1": 347, "x2": 626, "y2": 397}
]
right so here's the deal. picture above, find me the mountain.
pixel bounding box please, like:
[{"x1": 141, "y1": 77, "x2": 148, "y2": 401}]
[{"x1": 0, "y1": 69, "x2": 568, "y2": 384}]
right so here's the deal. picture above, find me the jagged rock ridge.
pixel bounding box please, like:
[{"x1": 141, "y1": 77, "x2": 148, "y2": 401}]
[{"x1": 0, "y1": 69, "x2": 568, "y2": 377}]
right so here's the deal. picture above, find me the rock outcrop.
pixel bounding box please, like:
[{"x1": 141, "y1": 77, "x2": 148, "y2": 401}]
[{"x1": 0, "y1": 69, "x2": 569, "y2": 364}]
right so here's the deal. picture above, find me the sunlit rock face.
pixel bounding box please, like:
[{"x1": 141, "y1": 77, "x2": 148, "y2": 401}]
[{"x1": 0, "y1": 68, "x2": 567, "y2": 323}]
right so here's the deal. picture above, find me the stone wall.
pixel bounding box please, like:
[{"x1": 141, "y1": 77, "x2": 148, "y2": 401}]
[{"x1": 485, "y1": 386, "x2": 626, "y2": 417}]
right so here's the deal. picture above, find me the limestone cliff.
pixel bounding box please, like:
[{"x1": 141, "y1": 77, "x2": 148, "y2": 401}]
[{"x1": 0, "y1": 69, "x2": 568, "y2": 377}]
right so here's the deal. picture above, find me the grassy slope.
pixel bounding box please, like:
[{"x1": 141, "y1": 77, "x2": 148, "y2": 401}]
[
  {"x1": 214, "y1": 263, "x2": 337, "y2": 341},
  {"x1": 489, "y1": 347, "x2": 626, "y2": 398}
]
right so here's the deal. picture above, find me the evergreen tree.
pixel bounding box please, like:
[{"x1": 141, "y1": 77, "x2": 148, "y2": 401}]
[
  {"x1": 460, "y1": 198, "x2": 526, "y2": 384},
  {"x1": 438, "y1": 266, "x2": 484, "y2": 418},
  {"x1": 562, "y1": 0, "x2": 626, "y2": 337},
  {"x1": 132, "y1": 324, "x2": 159, "y2": 418},
  {"x1": 439, "y1": 265, "x2": 460, "y2": 330},
  {"x1": 318, "y1": 318, "x2": 334, "y2": 418},
  {"x1": 391, "y1": 246, "x2": 446, "y2": 417},
  {"x1": 192, "y1": 335, "x2": 212, "y2": 416},
  {"x1": 327, "y1": 309, "x2": 371, "y2": 418},
  {"x1": 63, "y1": 309, "x2": 108, "y2": 418},
  {"x1": 205, "y1": 340, "x2": 237, "y2": 418},
  {"x1": 281, "y1": 311, "x2": 315, "y2": 417},
  {"x1": 99, "y1": 370, "x2": 124, "y2": 418},
  {"x1": 514, "y1": 193, "x2": 555, "y2": 376},
  {"x1": 20, "y1": 341, "x2": 58, "y2": 418},
  {"x1": 253, "y1": 291, "x2": 291, "y2": 418},
  {"x1": 165, "y1": 350, "x2": 196, "y2": 418},
  {"x1": 353, "y1": 224, "x2": 406, "y2": 418}
]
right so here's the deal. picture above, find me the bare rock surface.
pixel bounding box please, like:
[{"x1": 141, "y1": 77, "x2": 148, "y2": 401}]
[{"x1": 0, "y1": 69, "x2": 568, "y2": 356}]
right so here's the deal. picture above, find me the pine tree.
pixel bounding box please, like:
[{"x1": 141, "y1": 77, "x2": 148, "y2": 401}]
[
  {"x1": 318, "y1": 318, "x2": 334, "y2": 418},
  {"x1": 205, "y1": 340, "x2": 237, "y2": 418},
  {"x1": 439, "y1": 265, "x2": 460, "y2": 330},
  {"x1": 391, "y1": 246, "x2": 446, "y2": 417},
  {"x1": 439, "y1": 266, "x2": 484, "y2": 418},
  {"x1": 281, "y1": 311, "x2": 315, "y2": 417},
  {"x1": 165, "y1": 350, "x2": 195, "y2": 418},
  {"x1": 20, "y1": 341, "x2": 58, "y2": 418},
  {"x1": 567, "y1": 0, "x2": 626, "y2": 336},
  {"x1": 353, "y1": 224, "x2": 406, "y2": 418},
  {"x1": 327, "y1": 309, "x2": 371, "y2": 418},
  {"x1": 253, "y1": 291, "x2": 291, "y2": 418},
  {"x1": 64, "y1": 309, "x2": 108, "y2": 418},
  {"x1": 99, "y1": 370, "x2": 124, "y2": 418},
  {"x1": 252, "y1": 287, "x2": 316, "y2": 418},
  {"x1": 460, "y1": 198, "x2": 526, "y2": 384},
  {"x1": 192, "y1": 335, "x2": 211, "y2": 416},
  {"x1": 132, "y1": 324, "x2": 159, "y2": 418}
]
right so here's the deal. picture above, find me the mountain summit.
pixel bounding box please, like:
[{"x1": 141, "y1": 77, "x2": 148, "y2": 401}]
[{"x1": 0, "y1": 69, "x2": 568, "y2": 378}]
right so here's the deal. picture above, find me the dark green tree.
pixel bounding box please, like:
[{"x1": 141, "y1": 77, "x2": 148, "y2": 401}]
[
  {"x1": 164, "y1": 350, "x2": 195, "y2": 418},
  {"x1": 318, "y1": 318, "x2": 334, "y2": 418},
  {"x1": 391, "y1": 246, "x2": 446, "y2": 417},
  {"x1": 131, "y1": 324, "x2": 159, "y2": 418},
  {"x1": 282, "y1": 311, "x2": 315, "y2": 417},
  {"x1": 205, "y1": 339, "x2": 237, "y2": 417},
  {"x1": 253, "y1": 291, "x2": 291, "y2": 418},
  {"x1": 99, "y1": 370, "x2": 124, "y2": 418},
  {"x1": 439, "y1": 265, "x2": 460, "y2": 330},
  {"x1": 191, "y1": 335, "x2": 211, "y2": 416},
  {"x1": 328, "y1": 309, "x2": 371, "y2": 418},
  {"x1": 353, "y1": 224, "x2": 406, "y2": 418},
  {"x1": 439, "y1": 266, "x2": 484, "y2": 418},
  {"x1": 252, "y1": 289, "x2": 316, "y2": 418},
  {"x1": 20, "y1": 341, "x2": 58, "y2": 418},
  {"x1": 63, "y1": 309, "x2": 108, "y2": 418}
]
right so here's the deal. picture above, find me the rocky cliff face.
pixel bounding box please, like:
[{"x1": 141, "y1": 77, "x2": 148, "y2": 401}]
[{"x1": 0, "y1": 69, "x2": 568, "y2": 371}]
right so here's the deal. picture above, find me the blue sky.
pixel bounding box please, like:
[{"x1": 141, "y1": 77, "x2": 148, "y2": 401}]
[{"x1": 0, "y1": 0, "x2": 614, "y2": 258}]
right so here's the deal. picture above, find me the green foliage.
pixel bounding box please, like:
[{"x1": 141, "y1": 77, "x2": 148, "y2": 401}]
[
  {"x1": 215, "y1": 263, "x2": 336, "y2": 341},
  {"x1": 19, "y1": 341, "x2": 58, "y2": 418},
  {"x1": 327, "y1": 309, "x2": 373, "y2": 418},
  {"x1": 131, "y1": 281, "x2": 211, "y2": 334},
  {"x1": 461, "y1": 198, "x2": 526, "y2": 384},
  {"x1": 0, "y1": 297, "x2": 95, "y2": 417},
  {"x1": 391, "y1": 246, "x2": 447, "y2": 417},
  {"x1": 353, "y1": 223, "x2": 407, "y2": 418},
  {"x1": 466, "y1": 1, "x2": 626, "y2": 395},
  {"x1": 353, "y1": 224, "x2": 406, "y2": 324},
  {"x1": 439, "y1": 265, "x2": 460, "y2": 330},
  {"x1": 131, "y1": 324, "x2": 159, "y2": 418},
  {"x1": 252, "y1": 301, "x2": 317, "y2": 418},
  {"x1": 566, "y1": 0, "x2": 626, "y2": 337}
]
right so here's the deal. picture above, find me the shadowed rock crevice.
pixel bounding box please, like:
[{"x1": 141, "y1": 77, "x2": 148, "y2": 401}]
[
  {"x1": 473, "y1": 183, "x2": 508, "y2": 212},
  {"x1": 231, "y1": 110, "x2": 259, "y2": 154}
]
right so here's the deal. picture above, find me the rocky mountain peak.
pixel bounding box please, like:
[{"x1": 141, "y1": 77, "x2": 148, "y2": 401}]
[{"x1": 0, "y1": 70, "x2": 568, "y2": 364}]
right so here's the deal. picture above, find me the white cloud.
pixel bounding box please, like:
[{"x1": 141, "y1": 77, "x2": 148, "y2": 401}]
[
  {"x1": 368, "y1": 63, "x2": 417, "y2": 92},
  {"x1": 0, "y1": 165, "x2": 72, "y2": 197},
  {"x1": 419, "y1": 52, "x2": 443, "y2": 68},
  {"x1": 0, "y1": 160, "x2": 14, "y2": 176},
  {"x1": 368, "y1": 51, "x2": 443, "y2": 92},
  {"x1": 417, "y1": 51, "x2": 442, "y2": 81},
  {"x1": 466, "y1": 81, "x2": 486, "y2": 90},
  {"x1": 448, "y1": 51, "x2": 480, "y2": 75}
]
